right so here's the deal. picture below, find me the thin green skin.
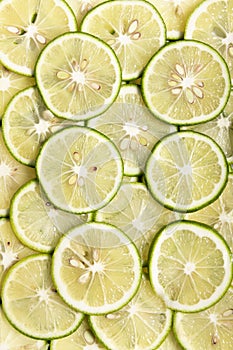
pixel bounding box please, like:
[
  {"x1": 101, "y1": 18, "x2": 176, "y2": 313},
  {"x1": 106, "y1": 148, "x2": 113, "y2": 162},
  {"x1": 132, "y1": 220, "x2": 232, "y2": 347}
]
[
  {"x1": 148, "y1": 220, "x2": 233, "y2": 313},
  {"x1": 145, "y1": 130, "x2": 229, "y2": 213}
]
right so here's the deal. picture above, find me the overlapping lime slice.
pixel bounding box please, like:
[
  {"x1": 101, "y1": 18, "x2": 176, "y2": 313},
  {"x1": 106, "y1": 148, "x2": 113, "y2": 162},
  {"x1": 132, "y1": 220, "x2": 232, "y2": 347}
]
[
  {"x1": 185, "y1": 0, "x2": 233, "y2": 83},
  {"x1": 52, "y1": 222, "x2": 142, "y2": 314},
  {"x1": 88, "y1": 84, "x2": 176, "y2": 176},
  {"x1": 158, "y1": 331, "x2": 183, "y2": 350},
  {"x1": 0, "y1": 129, "x2": 35, "y2": 217},
  {"x1": 36, "y1": 126, "x2": 123, "y2": 214},
  {"x1": 149, "y1": 221, "x2": 232, "y2": 312},
  {"x1": 142, "y1": 40, "x2": 231, "y2": 125},
  {"x1": 0, "y1": 63, "x2": 35, "y2": 119},
  {"x1": 10, "y1": 179, "x2": 89, "y2": 253},
  {"x1": 81, "y1": 0, "x2": 166, "y2": 80},
  {"x1": 89, "y1": 273, "x2": 172, "y2": 350},
  {"x1": 35, "y1": 32, "x2": 121, "y2": 120},
  {"x1": 1, "y1": 254, "x2": 84, "y2": 340},
  {"x1": 0, "y1": 0, "x2": 77, "y2": 76},
  {"x1": 174, "y1": 286, "x2": 233, "y2": 349},
  {"x1": 2, "y1": 86, "x2": 74, "y2": 166},
  {"x1": 145, "y1": 131, "x2": 228, "y2": 213}
]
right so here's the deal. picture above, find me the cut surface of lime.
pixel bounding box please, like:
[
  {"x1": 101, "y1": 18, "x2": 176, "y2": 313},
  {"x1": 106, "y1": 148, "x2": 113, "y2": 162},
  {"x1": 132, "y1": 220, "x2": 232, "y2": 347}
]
[
  {"x1": 0, "y1": 129, "x2": 36, "y2": 217},
  {"x1": 0, "y1": 306, "x2": 48, "y2": 350},
  {"x1": 65, "y1": 0, "x2": 108, "y2": 28},
  {"x1": 95, "y1": 181, "x2": 181, "y2": 264},
  {"x1": 51, "y1": 316, "x2": 106, "y2": 350},
  {"x1": 35, "y1": 32, "x2": 121, "y2": 120},
  {"x1": 89, "y1": 273, "x2": 172, "y2": 350},
  {"x1": 10, "y1": 179, "x2": 89, "y2": 253},
  {"x1": 36, "y1": 126, "x2": 123, "y2": 214},
  {"x1": 0, "y1": 63, "x2": 35, "y2": 119},
  {"x1": 81, "y1": 0, "x2": 166, "y2": 80},
  {"x1": 52, "y1": 222, "x2": 142, "y2": 314},
  {"x1": 1, "y1": 254, "x2": 84, "y2": 339},
  {"x1": 0, "y1": 0, "x2": 77, "y2": 76},
  {"x1": 149, "y1": 0, "x2": 204, "y2": 40},
  {"x1": 88, "y1": 84, "x2": 176, "y2": 176},
  {"x1": 182, "y1": 90, "x2": 233, "y2": 161},
  {"x1": 145, "y1": 131, "x2": 228, "y2": 213},
  {"x1": 186, "y1": 173, "x2": 233, "y2": 257},
  {"x1": 185, "y1": 0, "x2": 233, "y2": 83},
  {"x1": 158, "y1": 330, "x2": 183, "y2": 350},
  {"x1": 142, "y1": 40, "x2": 231, "y2": 125},
  {"x1": 0, "y1": 217, "x2": 36, "y2": 291},
  {"x1": 149, "y1": 220, "x2": 232, "y2": 312},
  {"x1": 2, "y1": 86, "x2": 76, "y2": 166},
  {"x1": 173, "y1": 286, "x2": 233, "y2": 349}
]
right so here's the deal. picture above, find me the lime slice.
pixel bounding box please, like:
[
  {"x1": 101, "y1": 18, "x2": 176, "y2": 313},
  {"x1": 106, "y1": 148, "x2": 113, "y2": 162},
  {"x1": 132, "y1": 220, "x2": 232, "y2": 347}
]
[
  {"x1": 173, "y1": 286, "x2": 233, "y2": 349},
  {"x1": 149, "y1": 220, "x2": 232, "y2": 312},
  {"x1": 0, "y1": 129, "x2": 35, "y2": 217},
  {"x1": 0, "y1": 217, "x2": 36, "y2": 292},
  {"x1": 95, "y1": 181, "x2": 181, "y2": 264},
  {"x1": 1, "y1": 254, "x2": 84, "y2": 339},
  {"x1": 52, "y1": 222, "x2": 142, "y2": 314},
  {"x1": 2, "y1": 86, "x2": 75, "y2": 166},
  {"x1": 89, "y1": 273, "x2": 172, "y2": 350},
  {"x1": 51, "y1": 316, "x2": 106, "y2": 350},
  {"x1": 0, "y1": 0, "x2": 77, "y2": 76},
  {"x1": 10, "y1": 179, "x2": 89, "y2": 253},
  {"x1": 148, "y1": 0, "x2": 204, "y2": 40},
  {"x1": 65, "y1": 0, "x2": 107, "y2": 28},
  {"x1": 0, "y1": 63, "x2": 35, "y2": 119},
  {"x1": 141, "y1": 40, "x2": 231, "y2": 125},
  {"x1": 88, "y1": 84, "x2": 176, "y2": 176},
  {"x1": 185, "y1": 0, "x2": 233, "y2": 83},
  {"x1": 81, "y1": 0, "x2": 166, "y2": 80},
  {"x1": 36, "y1": 126, "x2": 123, "y2": 214},
  {"x1": 158, "y1": 331, "x2": 183, "y2": 350},
  {"x1": 35, "y1": 32, "x2": 121, "y2": 120},
  {"x1": 0, "y1": 306, "x2": 48, "y2": 350},
  {"x1": 186, "y1": 173, "x2": 233, "y2": 257},
  {"x1": 145, "y1": 131, "x2": 228, "y2": 213},
  {"x1": 181, "y1": 90, "x2": 233, "y2": 160}
]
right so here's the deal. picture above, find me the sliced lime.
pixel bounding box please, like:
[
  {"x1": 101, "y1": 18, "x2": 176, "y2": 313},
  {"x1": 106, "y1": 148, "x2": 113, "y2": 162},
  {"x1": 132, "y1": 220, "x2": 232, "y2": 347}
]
[
  {"x1": 10, "y1": 179, "x2": 89, "y2": 253},
  {"x1": 51, "y1": 316, "x2": 106, "y2": 350},
  {"x1": 158, "y1": 330, "x2": 183, "y2": 350},
  {"x1": 0, "y1": 217, "x2": 36, "y2": 292},
  {"x1": 174, "y1": 286, "x2": 233, "y2": 349},
  {"x1": 145, "y1": 131, "x2": 228, "y2": 213},
  {"x1": 0, "y1": 129, "x2": 35, "y2": 217},
  {"x1": 1, "y1": 254, "x2": 84, "y2": 339},
  {"x1": 185, "y1": 0, "x2": 233, "y2": 83},
  {"x1": 52, "y1": 222, "x2": 142, "y2": 314},
  {"x1": 0, "y1": 63, "x2": 35, "y2": 119},
  {"x1": 35, "y1": 32, "x2": 121, "y2": 120},
  {"x1": 2, "y1": 86, "x2": 75, "y2": 166},
  {"x1": 88, "y1": 84, "x2": 176, "y2": 176},
  {"x1": 89, "y1": 273, "x2": 172, "y2": 350},
  {"x1": 149, "y1": 220, "x2": 232, "y2": 312},
  {"x1": 81, "y1": 0, "x2": 166, "y2": 80},
  {"x1": 0, "y1": 0, "x2": 77, "y2": 76},
  {"x1": 142, "y1": 40, "x2": 231, "y2": 125},
  {"x1": 95, "y1": 181, "x2": 181, "y2": 264},
  {"x1": 36, "y1": 126, "x2": 123, "y2": 214}
]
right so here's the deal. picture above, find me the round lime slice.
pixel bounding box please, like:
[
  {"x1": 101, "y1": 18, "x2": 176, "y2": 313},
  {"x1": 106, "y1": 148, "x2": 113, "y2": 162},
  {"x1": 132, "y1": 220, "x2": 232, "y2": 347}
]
[
  {"x1": 0, "y1": 0, "x2": 77, "y2": 76},
  {"x1": 36, "y1": 126, "x2": 123, "y2": 214},
  {"x1": 52, "y1": 222, "x2": 142, "y2": 314},
  {"x1": 142, "y1": 40, "x2": 231, "y2": 125},
  {"x1": 1, "y1": 254, "x2": 84, "y2": 340},
  {"x1": 35, "y1": 32, "x2": 121, "y2": 120},
  {"x1": 145, "y1": 131, "x2": 228, "y2": 213},
  {"x1": 149, "y1": 220, "x2": 232, "y2": 312},
  {"x1": 81, "y1": 0, "x2": 166, "y2": 80},
  {"x1": 89, "y1": 273, "x2": 173, "y2": 349}
]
